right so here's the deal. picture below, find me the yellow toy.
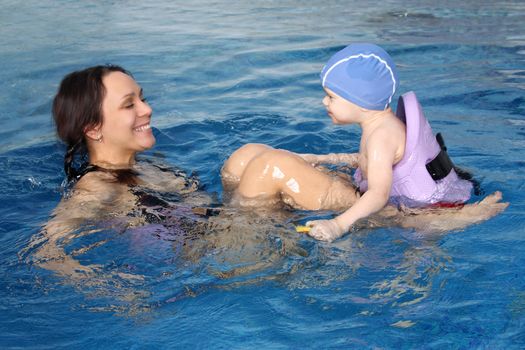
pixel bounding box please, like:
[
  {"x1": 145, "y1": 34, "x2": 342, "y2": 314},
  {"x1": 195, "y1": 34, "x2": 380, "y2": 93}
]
[{"x1": 295, "y1": 225, "x2": 311, "y2": 233}]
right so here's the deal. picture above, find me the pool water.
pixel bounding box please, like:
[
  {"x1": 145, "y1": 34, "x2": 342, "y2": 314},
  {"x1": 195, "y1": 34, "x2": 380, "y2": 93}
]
[{"x1": 2, "y1": 1, "x2": 525, "y2": 348}]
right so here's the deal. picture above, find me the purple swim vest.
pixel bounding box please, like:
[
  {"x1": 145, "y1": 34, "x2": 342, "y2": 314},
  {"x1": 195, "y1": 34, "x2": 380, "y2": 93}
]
[{"x1": 353, "y1": 91, "x2": 473, "y2": 207}]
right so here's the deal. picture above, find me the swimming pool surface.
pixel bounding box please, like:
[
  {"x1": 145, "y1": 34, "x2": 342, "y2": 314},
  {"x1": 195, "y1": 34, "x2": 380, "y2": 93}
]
[{"x1": 1, "y1": 1, "x2": 525, "y2": 348}]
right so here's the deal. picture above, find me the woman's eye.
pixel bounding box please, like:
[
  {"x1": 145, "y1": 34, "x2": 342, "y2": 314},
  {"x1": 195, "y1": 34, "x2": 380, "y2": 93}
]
[
  {"x1": 125, "y1": 103, "x2": 134, "y2": 109},
  {"x1": 141, "y1": 97, "x2": 148, "y2": 103}
]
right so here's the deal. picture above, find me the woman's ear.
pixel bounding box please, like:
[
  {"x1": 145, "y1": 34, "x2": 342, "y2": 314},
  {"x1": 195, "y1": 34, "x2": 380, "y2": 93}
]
[{"x1": 84, "y1": 124, "x2": 102, "y2": 142}]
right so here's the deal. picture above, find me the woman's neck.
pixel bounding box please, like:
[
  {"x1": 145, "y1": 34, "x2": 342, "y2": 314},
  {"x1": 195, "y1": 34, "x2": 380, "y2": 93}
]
[{"x1": 88, "y1": 148, "x2": 136, "y2": 169}]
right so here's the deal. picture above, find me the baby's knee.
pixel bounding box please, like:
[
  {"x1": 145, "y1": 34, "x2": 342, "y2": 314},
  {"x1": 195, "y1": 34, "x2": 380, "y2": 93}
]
[
  {"x1": 255, "y1": 148, "x2": 302, "y2": 168},
  {"x1": 242, "y1": 149, "x2": 304, "y2": 182},
  {"x1": 222, "y1": 143, "x2": 274, "y2": 181},
  {"x1": 240, "y1": 143, "x2": 273, "y2": 154},
  {"x1": 232, "y1": 143, "x2": 273, "y2": 159}
]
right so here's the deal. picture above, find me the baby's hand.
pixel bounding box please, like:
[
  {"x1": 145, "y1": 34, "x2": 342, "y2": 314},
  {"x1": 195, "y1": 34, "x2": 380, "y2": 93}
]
[{"x1": 305, "y1": 219, "x2": 345, "y2": 242}]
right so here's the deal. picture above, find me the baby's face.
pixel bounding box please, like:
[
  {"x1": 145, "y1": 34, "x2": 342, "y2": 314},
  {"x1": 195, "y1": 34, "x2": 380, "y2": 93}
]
[{"x1": 322, "y1": 88, "x2": 362, "y2": 125}]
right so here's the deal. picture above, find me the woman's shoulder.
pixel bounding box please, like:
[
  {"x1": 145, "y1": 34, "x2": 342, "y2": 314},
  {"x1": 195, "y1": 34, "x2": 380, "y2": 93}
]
[
  {"x1": 75, "y1": 169, "x2": 117, "y2": 189},
  {"x1": 73, "y1": 170, "x2": 128, "y2": 203},
  {"x1": 68, "y1": 158, "x2": 201, "y2": 202},
  {"x1": 134, "y1": 159, "x2": 199, "y2": 193}
]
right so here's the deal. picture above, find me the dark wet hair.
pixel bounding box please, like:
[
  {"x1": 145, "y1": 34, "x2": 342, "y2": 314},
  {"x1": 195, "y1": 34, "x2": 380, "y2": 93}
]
[{"x1": 52, "y1": 64, "x2": 132, "y2": 181}]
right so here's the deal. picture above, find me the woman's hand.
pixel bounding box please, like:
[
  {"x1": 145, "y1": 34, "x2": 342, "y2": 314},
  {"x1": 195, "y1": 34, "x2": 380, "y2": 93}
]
[
  {"x1": 297, "y1": 153, "x2": 321, "y2": 164},
  {"x1": 297, "y1": 153, "x2": 359, "y2": 167}
]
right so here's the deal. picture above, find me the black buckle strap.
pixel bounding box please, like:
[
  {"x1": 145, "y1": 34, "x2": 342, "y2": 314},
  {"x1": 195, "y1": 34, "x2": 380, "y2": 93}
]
[{"x1": 426, "y1": 133, "x2": 454, "y2": 181}]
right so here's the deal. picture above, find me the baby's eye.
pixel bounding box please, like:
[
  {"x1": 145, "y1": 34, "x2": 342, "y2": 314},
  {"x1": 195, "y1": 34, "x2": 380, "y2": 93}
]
[
  {"x1": 125, "y1": 103, "x2": 134, "y2": 109},
  {"x1": 141, "y1": 97, "x2": 148, "y2": 103}
]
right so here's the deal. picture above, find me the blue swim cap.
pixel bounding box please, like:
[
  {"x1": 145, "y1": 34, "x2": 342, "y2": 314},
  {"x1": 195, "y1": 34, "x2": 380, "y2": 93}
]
[{"x1": 320, "y1": 43, "x2": 398, "y2": 110}]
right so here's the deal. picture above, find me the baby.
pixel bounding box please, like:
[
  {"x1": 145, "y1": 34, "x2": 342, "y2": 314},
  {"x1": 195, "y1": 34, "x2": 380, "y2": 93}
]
[
  {"x1": 306, "y1": 43, "x2": 474, "y2": 239},
  {"x1": 222, "y1": 43, "x2": 503, "y2": 241}
]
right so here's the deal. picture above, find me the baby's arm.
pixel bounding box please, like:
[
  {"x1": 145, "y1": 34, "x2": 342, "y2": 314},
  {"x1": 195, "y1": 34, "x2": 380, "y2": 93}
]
[
  {"x1": 297, "y1": 152, "x2": 359, "y2": 167},
  {"x1": 307, "y1": 131, "x2": 397, "y2": 241}
]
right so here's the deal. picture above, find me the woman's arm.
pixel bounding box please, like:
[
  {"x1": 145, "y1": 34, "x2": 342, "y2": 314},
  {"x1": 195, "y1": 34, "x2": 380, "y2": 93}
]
[
  {"x1": 33, "y1": 173, "x2": 141, "y2": 281},
  {"x1": 296, "y1": 152, "x2": 360, "y2": 167}
]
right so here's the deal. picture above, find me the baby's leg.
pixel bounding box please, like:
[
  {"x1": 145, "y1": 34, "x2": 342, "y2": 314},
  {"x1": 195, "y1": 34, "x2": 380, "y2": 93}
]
[
  {"x1": 221, "y1": 143, "x2": 274, "y2": 186},
  {"x1": 235, "y1": 148, "x2": 358, "y2": 210}
]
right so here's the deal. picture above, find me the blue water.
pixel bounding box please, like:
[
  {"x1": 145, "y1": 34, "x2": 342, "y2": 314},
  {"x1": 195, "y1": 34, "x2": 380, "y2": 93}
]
[{"x1": 1, "y1": 1, "x2": 525, "y2": 348}]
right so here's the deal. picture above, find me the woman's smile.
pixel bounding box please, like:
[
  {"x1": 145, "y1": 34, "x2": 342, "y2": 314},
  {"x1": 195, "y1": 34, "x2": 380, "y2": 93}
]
[{"x1": 133, "y1": 122, "x2": 151, "y2": 133}]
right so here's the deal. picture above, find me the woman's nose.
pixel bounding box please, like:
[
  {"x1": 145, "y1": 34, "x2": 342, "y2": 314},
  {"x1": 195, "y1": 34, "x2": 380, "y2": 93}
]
[{"x1": 139, "y1": 99, "x2": 152, "y2": 118}]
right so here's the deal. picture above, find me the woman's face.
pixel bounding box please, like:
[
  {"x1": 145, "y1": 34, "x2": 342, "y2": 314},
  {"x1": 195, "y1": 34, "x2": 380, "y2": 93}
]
[{"x1": 99, "y1": 71, "x2": 155, "y2": 158}]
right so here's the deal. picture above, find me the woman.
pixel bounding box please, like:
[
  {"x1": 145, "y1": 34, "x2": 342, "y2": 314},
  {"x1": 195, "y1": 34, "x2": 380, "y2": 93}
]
[
  {"x1": 33, "y1": 65, "x2": 303, "y2": 296},
  {"x1": 33, "y1": 65, "x2": 210, "y2": 283}
]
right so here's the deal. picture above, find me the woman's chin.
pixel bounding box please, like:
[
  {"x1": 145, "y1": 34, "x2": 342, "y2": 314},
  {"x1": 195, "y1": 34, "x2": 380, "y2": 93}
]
[{"x1": 138, "y1": 134, "x2": 156, "y2": 150}]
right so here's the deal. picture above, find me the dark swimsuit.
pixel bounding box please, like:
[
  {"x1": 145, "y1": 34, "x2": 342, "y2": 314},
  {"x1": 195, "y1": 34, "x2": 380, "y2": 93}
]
[
  {"x1": 74, "y1": 162, "x2": 218, "y2": 228},
  {"x1": 74, "y1": 163, "x2": 140, "y2": 185}
]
